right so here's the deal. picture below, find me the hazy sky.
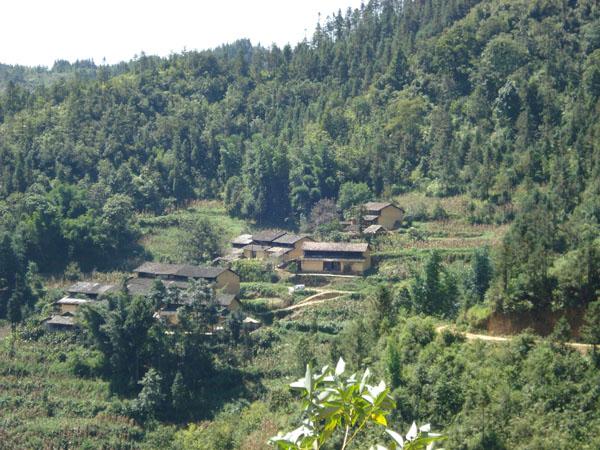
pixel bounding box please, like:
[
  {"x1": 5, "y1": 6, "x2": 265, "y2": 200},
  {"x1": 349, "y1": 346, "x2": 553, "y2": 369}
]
[{"x1": 2, "y1": 0, "x2": 365, "y2": 68}]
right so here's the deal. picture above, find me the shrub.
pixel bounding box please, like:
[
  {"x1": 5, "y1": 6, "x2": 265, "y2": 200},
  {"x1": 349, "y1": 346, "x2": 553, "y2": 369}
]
[
  {"x1": 232, "y1": 260, "x2": 278, "y2": 282},
  {"x1": 270, "y1": 359, "x2": 444, "y2": 449}
]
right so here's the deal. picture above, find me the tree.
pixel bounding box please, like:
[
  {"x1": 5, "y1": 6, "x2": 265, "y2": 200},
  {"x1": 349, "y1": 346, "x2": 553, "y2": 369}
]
[
  {"x1": 134, "y1": 368, "x2": 165, "y2": 422},
  {"x1": 7, "y1": 287, "x2": 23, "y2": 331},
  {"x1": 270, "y1": 359, "x2": 444, "y2": 450},
  {"x1": 581, "y1": 300, "x2": 600, "y2": 348},
  {"x1": 178, "y1": 216, "x2": 224, "y2": 264},
  {"x1": 338, "y1": 182, "x2": 372, "y2": 211},
  {"x1": 467, "y1": 247, "x2": 493, "y2": 305},
  {"x1": 171, "y1": 370, "x2": 190, "y2": 421},
  {"x1": 308, "y1": 198, "x2": 340, "y2": 231}
]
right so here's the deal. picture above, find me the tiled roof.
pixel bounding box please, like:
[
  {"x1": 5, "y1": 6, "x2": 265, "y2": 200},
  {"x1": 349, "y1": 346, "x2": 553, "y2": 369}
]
[
  {"x1": 231, "y1": 234, "x2": 253, "y2": 245},
  {"x1": 302, "y1": 242, "x2": 369, "y2": 252},
  {"x1": 272, "y1": 233, "x2": 310, "y2": 245},
  {"x1": 56, "y1": 297, "x2": 91, "y2": 305},
  {"x1": 363, "y1": 224, "x2": 385, "y2": 234},
  {"x1": 67, "y1": 281, "x2": 116, "y2": 296},
  {"x1": 133, "y1": 262, "x2": 226, "y2": 279},
  {"x1": 252, "y1": 229, "x2": 287, "y2": 243}
]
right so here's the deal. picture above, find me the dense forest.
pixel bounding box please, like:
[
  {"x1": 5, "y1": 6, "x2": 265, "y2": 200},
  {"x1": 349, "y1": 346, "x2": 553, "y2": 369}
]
[{"x1": 1, "y1": 0, "x2": 600, "y2": 448}]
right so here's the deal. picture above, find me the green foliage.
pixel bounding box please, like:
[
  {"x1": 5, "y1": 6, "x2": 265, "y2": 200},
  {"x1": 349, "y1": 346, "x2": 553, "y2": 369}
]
[
  {"x1": 178, "y1": 216, "x2": 224, "y2": 264},
  {"x1": 231, "y1": 259, "x2": 278, "y2": 282},
  {"x1": 338, "y1": 182, "x2": 372, "y2": 211},
  {"x1": 410, "y1": 251, "x2": 458, "y2": 317},
  {"x1": 270, "y1": 359, "x2": 444, "y2": 450}
]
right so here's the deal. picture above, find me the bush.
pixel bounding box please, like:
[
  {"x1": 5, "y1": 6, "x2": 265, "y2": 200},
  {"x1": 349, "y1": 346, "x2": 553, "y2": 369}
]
[{"x1": 232, "y1": 260, "x2": 278, "y2": 282}]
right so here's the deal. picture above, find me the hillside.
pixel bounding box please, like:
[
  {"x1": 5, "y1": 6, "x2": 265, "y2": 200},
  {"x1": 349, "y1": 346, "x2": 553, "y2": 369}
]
[{"x1": 1, "y1": 0, "x2": 600, "y2": 449}]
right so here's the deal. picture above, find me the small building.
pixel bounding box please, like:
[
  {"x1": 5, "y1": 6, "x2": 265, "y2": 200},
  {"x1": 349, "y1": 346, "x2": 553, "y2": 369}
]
[
  {"x1": 132, "y1": 262, "x2": 240, "y2": 296},
  {"x1": 154, "y1": 294, "x2": 242, "y2": 326},
  {"x1": 44, "y1": 313, "x2": 77, "y2": 331},
  {"x1": 242, "y1": 244, "x2": 272, "y2": 260},
  {"x1": 300, "y1": 242, "x2": 371, "y2": 275},
  {"x1": 67, "y1": 281, "x2": 116, "y2": 299},
  {"x1": 231, "y1": 234, "x2": 253, "y2": 249},
  {"x1": 363, "y1": 224, "x2": 386, "y2": 235},
  {"x1": 360, "y1": 202, "x2": 404, "y2": 230},
  {"x1": 271, "y1": 234, "x2": 313, "y2": 261},
  {"x1": 251, "y1": 230, "x2": 287, "y2": 246},
  {"x1": 56, "y1": 297, "x2": 91, "y2": 315}
]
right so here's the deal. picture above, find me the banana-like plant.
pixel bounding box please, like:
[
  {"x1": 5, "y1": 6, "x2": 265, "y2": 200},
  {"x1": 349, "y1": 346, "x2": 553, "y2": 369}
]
[{"x1": 270, "y1": 358, "x2": 444, "y2": 450}]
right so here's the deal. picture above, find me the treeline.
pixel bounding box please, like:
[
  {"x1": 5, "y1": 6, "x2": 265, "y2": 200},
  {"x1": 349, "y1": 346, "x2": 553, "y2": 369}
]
[{"x1": 0, "y1": 0, "x2": 599, "y2": 312}]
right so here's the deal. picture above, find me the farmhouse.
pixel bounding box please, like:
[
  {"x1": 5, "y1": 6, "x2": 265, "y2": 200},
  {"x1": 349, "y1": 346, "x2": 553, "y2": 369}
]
[
  {"x1": 132, "y1": 262, "x2": 240, "y2": 295},
  {"x1": 299, "y1": 241, "x2": 371, "y2": 275},
  {"x1": 231, "y1": 231, "x2": 313, "y2": 265},
  {"x1": 154, "y1": 293, "x2": 242, "y2": 326},
  {"x1": 46, "y1": 281, "x2": 116, "y2": 330},
  {"x1": 359, "y1": 202, "x2": 404, "y2": 230},
  {"x1": 44, "y1": 313, "x2": 76, "y2": 331},
  {"x1": 67, "y1": 281, "x2": 116, "y2": 299}
]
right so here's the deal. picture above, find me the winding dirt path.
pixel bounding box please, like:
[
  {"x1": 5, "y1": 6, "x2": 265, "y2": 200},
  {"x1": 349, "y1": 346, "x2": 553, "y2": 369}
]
[
  {"x1": 436, "y1": 325, "x2": 595, "y2": 354},
  {"x1": 276, "y1": 290, "x2": 351, "y2": 312}
]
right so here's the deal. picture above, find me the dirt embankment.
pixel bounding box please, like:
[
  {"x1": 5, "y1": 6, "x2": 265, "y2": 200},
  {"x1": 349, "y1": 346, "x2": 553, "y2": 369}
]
[{"x1": 486, "y1": 306, "x2": 587, "y2": 338}]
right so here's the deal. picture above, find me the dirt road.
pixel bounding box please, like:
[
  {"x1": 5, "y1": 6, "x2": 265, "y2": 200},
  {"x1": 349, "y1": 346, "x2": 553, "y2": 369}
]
[{"x1": 436, "y1": 326, "x2": 594, "y2": 354}]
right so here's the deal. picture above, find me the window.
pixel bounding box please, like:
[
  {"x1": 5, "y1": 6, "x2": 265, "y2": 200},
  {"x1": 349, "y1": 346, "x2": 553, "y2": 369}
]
[{"x1": 323, "y1": 261, "x2": 341, "y2": 272}]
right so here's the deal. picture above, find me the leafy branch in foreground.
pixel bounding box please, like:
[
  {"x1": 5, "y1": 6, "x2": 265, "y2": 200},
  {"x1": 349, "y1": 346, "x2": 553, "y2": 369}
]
[{"x1": 269, "y1": 358, "x2": 444, "y2": 450}]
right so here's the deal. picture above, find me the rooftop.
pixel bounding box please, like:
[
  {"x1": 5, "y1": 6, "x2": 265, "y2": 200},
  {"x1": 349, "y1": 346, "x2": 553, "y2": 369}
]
[
  {"x1": 363, "y1": 201, "x2": 403, "y2": 212},
  {"x1": 302, "y1": 242, "x2": 369, "y2": 253},
  {"x1": 363, "y1": 224, "x2": 385, "y2": 234},
  {"x1": 231, "y1": 234, "x2": 253, "y2": 246},
  {"x1": 133, "y1": 262, "x2": 227, "y2": 279},
  {"x1": 252, "y1": 229, "x2": 287, "y2": 243},
  {"x1": 45, "y1": 314, "x2": 76, "y2": 327},
  {"x1": 67, "y1": 281, "x2": 116, "y2": 296},
  {"x1": 56, "y1": 297, "x2": 92, "y2": 305},
  {"x1": 363, "y1": 214, "x2": 380, "y2": 221},
  {"x1": 272, "y1": 233, "x2": 311, "y2": 245}
]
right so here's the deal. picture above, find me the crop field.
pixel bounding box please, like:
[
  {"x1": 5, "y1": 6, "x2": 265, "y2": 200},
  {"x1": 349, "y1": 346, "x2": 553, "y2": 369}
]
[{"x1": 0, "y1": 334, "x2": 147, "y2": 449}]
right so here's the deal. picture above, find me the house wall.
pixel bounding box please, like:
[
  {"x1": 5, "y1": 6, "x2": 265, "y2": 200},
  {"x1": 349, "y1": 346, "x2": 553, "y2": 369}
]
[
  {"x1": 287, "y1": 237, "x2": 311, "y2": 261},
  {"x1": 300, "y1": 259, "x2": 325, "y2": 273},
  {"x1": 242, "y1": 248, "x2": 270, "y2": 259},
  {"x1": 377, "y1": 206, "x2": 403, "y2": 230},
  {"x1": 58, "y1": 304, "x2": 79, "y2": 314},
  {"x1": 215, "y1": 270, "x2": 240, "y2": 295},
  {"x1": 300, "y1": 254, "x2": 370, "y2": 275}
]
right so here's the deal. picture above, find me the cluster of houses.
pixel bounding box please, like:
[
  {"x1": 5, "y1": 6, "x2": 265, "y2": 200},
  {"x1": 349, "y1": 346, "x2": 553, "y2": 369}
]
[
  {"x1": 45, "y1": 200, "x2": 403, "y2": 331},
  {"x1": 229, "y1": 201, "x2": 403, "y2": 275},
  {"x1": 44, "y1": 262, "x2": 256, "y2": 331}
]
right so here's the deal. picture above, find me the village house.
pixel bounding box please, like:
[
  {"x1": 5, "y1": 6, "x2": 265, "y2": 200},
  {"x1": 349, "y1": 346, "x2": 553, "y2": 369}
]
[
  {"x1": 358, "y1": 202, "x2": 404, "y2": 230},
  {"x1": 132, "y1": 262, "x2": 240, "y2": 296},
  {"x1": 67, "y1": 281, "x2": 117, "y2": 299},
  {"x1": 45, "y1": 281, "x2": 116, "y2": 330},
  {"x1": 155, "y1": 292, "x2": 242, "y2": 326},
  {"x1": 299, "y1": 241, "x2": 371, "y2": 275},
  {"x1": 231, "y1": 230, "x2": 313, "y2": 266}
]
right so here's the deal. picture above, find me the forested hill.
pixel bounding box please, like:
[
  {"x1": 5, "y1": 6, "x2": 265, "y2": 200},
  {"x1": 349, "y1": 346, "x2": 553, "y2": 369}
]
[{"x1": 0, "y1": 0, "x2": 599, "y2": 310}]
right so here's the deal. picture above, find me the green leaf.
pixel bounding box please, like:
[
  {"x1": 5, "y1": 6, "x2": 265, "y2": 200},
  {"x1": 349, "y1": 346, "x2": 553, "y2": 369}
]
[
  {"x1": 371, "y1": 412, "x2": 388, "y2": 427},
  {"x1": 305, "y1": 364, "x2": 313, "y2": 394},
  {"x1": 335, "y1": 357, "x2": 346, "y2": 376}
]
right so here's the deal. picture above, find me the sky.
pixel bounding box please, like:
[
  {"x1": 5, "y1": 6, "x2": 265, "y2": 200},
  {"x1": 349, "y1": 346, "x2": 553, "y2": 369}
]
[{"x1": 1, "y1": 0, "x2": 365, "y2": 68}]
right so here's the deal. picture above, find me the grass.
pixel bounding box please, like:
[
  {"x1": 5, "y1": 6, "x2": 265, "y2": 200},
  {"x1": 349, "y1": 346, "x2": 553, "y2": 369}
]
[{"x1": 138, "y1": 200, "x2": 248, "y2": 263}]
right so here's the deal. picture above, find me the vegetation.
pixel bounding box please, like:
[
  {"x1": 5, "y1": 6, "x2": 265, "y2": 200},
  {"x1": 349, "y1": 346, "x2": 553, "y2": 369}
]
[{"x1": 1, "y1": 0, "x2": 600, "y2": 448}]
